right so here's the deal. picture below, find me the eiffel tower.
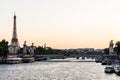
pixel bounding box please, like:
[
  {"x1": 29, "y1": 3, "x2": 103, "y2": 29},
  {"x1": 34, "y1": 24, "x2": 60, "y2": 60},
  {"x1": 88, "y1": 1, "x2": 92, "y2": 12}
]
[
  {"x1": 8, "y1": 14, "x2": 20, "y2": 54},
  {"x1": 11, "y1": 13, "x2": 19, "y2": 47}
]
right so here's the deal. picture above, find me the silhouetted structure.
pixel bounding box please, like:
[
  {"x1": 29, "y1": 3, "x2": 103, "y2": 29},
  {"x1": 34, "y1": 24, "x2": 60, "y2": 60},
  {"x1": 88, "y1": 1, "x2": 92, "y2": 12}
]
[
  {"x1": 109, "y1": 40, "x2": 117, "y2": 56},
  {"x1": 8, "y1": 14, "x2": 20, "y2": 54},
  {"x1": 11, "y1": 13, "x2": 19, "y2": 47}
]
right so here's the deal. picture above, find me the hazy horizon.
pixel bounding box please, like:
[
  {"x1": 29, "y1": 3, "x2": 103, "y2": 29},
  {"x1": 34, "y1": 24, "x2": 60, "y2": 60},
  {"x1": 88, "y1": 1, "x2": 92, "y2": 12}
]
[{"x1": 1, "y1": 0, "x2": 120, "y2": 49}]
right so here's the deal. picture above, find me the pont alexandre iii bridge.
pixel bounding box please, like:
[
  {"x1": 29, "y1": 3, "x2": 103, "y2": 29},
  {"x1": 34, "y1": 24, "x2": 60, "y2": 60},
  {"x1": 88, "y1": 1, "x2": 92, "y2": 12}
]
[
  {"x1": 34, "y1": 52, "x2": 102, "y2": 60},
  {"x1": 69, "y1": 53, "x2": 102, "y2": 59}
]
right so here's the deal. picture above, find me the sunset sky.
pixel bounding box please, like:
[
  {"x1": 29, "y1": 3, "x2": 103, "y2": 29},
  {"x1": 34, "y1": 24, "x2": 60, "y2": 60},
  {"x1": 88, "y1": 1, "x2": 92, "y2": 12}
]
[{"x1": 1, "y1": 0, "x2": 120, "y2": 49}]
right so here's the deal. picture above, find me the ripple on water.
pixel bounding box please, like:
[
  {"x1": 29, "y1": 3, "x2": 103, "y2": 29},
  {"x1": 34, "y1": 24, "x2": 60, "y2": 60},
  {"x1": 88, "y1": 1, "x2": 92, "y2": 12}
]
[{"x1": 0, "y1": 61, "x2": 120, "y2": 80}]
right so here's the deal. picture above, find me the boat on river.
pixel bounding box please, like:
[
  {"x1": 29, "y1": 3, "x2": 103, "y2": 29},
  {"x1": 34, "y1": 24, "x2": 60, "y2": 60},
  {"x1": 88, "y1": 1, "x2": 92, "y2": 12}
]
[
  {"x1": 101, "y1": 59, "x2": 111, "y2": 65},
  {"x1": 6, "y1": 57, "x2": 22, "y2": 64},
  {"x1": 114, "y1": 65, "x2": 120, "y2": 75},
  {"x1": 104, "y1": 65, "x2": 114, "y2": 73},
  {"x1": 3, "y1": 55, "x2": 22, "y2": 64}
]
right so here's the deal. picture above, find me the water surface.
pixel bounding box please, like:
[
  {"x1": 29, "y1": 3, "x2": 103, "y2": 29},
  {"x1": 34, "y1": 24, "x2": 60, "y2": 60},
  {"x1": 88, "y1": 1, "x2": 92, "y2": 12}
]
[{"x1": 0, "y1": 59, "x2": 120, "y2": 80}]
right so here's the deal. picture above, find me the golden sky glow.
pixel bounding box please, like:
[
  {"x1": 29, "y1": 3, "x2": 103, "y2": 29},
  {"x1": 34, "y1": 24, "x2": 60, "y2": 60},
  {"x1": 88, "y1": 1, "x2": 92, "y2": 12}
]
[{"x1": 1, "y1": 0, "x2": 120, "y2": 49}]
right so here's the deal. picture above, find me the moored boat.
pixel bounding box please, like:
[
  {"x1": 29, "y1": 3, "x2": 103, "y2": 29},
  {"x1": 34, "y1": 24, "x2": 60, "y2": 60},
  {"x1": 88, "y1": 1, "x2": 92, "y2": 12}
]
[
  {"x1": 101, "y1": 60, "x2": 107, "y2": 65},
  {"x1": 104, "y1": 66, "x2": 114, "y2": 73},
  {"x1": 6, "y1": 57, "x2": 22, "y2": 64},
  {"x1": 101, "y1": 59, "x2": 111, "y2": 65},
  {"x1": 114, "y1": 65, "x2": 120, "y2": 75}
]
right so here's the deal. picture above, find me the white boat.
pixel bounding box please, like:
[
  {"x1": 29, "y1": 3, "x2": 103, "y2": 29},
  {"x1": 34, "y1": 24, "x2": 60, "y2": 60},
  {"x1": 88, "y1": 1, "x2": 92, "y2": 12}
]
[
  {"x1": 104, "y1": 65, "x2": 114, "y2": 73},
  {"x1": 6, "y1": 57, "x2": 22, "y2": 64},
  {"x1": 114, "y1": 65, "x2": 120, "y2": 75}
]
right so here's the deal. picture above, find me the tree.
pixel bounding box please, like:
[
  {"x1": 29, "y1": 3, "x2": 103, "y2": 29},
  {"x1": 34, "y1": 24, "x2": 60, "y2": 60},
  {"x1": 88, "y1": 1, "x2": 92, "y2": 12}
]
[
  {"x1": 35, "y1": 46, "x2": 45, "y2": 55},
  {"x1": 46, "y1": 47, "x2": 54, "y2": 54},
  {"x1": 0, "y1": 39, "x2": 9, "y2": 57},
  {"x1": 114, "y1": 41, "x2": 120, "y2": 58},
  {"x1": 104, "y1": 48, "x2": 109, "y2": 55}
]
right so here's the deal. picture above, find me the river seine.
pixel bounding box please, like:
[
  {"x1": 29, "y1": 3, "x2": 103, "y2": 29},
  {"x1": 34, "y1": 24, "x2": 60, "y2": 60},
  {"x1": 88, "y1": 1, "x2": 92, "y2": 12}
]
[{"x1": 0, "y1": 58, "x2": 120, "y2": 80}]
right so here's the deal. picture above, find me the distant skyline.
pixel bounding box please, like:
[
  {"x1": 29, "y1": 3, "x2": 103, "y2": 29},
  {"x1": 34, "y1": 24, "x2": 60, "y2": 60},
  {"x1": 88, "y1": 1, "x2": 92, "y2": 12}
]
[{"x1": 1, "y1": 0, "x2": 120, "y2": 49}]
